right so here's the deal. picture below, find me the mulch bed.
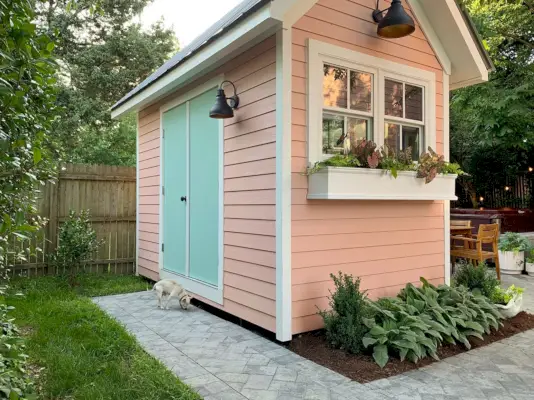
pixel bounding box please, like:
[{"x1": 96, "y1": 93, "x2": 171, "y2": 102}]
[{"x1": 288, "y1": 312, "x2": 534, "y2": 383}]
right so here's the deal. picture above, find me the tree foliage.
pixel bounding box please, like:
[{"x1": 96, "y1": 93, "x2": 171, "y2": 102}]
[
  {"x1": 36, "y1": 0, "x2": 177, "y2": 166},
  {"x1": 451, "y1": 0, "x2": 534, "y2": 202},
  {"x1": 0, "y1": 0, "x2": 59, "y2": 271}
]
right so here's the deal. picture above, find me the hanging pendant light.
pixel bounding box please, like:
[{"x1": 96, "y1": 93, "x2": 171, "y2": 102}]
[
  {"x1": 372, "y1": 0, "x2": 416, "y2": 39},
  {"x1": 209, "y1": 81, "x2": 240, "y2": 119}
]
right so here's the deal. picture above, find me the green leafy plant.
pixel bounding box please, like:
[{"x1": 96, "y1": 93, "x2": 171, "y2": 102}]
[
  {"x1": 453, "y1": 261, "x2": 500, "y2": 299},
  {"x1": 0, "y1": 303, "x2": 35, "y2": 399},
  {"x1": 525, "y1": 249, "x2": 534, "y2": 264},
  {"x1": 498, "y1": 232, "x2": 531, "y2": 253},
  {"x1": 51, "y1": 210, "x2": 102, "y2": 284},
  {"x1": 305, "y1": 140, "x2": 463, "y2": 183},
  {"x1": 363, "y1": 278, "x2": 502, "y2": 368},
  {"x1": 319, "y1": 273, "x2": 372, "y2": 354},
  {"x1": 417, "y1": 147, "x2": 445, "y2": 183},
  {"x1": 491, "y1": 285, "x2": 524, "y2": 305}
]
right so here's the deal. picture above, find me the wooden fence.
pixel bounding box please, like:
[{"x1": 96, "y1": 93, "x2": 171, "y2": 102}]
[{"x1": 11, "y1": 164, "x2": 137, "y2": 276}]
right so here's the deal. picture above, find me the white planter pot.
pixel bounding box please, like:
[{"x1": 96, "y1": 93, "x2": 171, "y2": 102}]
[
  {"x1": 307, "y1": 167, "x2": 457, "y2": 201},
  {"x1": 526, "y1": 262, "x2": 534, "y2": 276},
  {"x1": 498, "y1": 251, "x2": 524, "y2": 275},
  {"x1": 496, "y1": 294, "x2": 523, "y2": 319}
]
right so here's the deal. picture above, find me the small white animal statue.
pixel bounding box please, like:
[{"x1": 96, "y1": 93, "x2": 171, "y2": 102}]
[{"x1": 153, "y1": 279, "x2": 192, "y2": 310}]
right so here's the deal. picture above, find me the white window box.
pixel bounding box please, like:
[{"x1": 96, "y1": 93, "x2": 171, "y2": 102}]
[{"x1": 308, "y1": 167, "x2": 458, "y2": 201}]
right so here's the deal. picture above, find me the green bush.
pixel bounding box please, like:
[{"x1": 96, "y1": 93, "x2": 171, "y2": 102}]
[
  {"x1": 363, "y1": 278, "x2": 502, "y2": 368},
  {"x1": 453, "y1": 261, "x2": 500, "y2": 299},
  {"x1": 319, "y1": 273, "x2": 371, "y2": 354},
  {"x1": 51, "y1": 210, "x2": 102, "y2": 282},
  {"x1": 498, "y1": 232, "x2": 531, "y2": 253},
  {"x1": 0, "y1": 304, "x2": 35, "y2": 399},
  {"x1": 491, "y1": 284, "x2": 524, "y2": 305}
]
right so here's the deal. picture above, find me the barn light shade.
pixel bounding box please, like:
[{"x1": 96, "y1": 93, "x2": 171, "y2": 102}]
[
  {"x1": 209, "y1": 81, "x2": 240, "y2": 119},
  {"x1": 372, "y1": 0, "x2": 416, "y2": 39}
]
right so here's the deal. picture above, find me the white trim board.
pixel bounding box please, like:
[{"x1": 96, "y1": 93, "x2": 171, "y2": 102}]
[
  {"x1": 275, "y1": 28, "x2": 292, "y2": 342},
  {"x1": 135, "y1": 114, "x2": 140, "y2": 276},
  {"x1": 307, "y1": 39, "x2": 436, "y2": 165},
  {"x1": 443, "y1": 73, "x2": 452, "y2": 285},
  {"x1": 158, "y1": 78, "x2": 225, "y2": 305}
]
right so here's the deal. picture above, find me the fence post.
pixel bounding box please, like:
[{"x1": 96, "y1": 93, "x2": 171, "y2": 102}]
[{"x1": 47, "y1": 180, "x2": 59, "y2": 275}]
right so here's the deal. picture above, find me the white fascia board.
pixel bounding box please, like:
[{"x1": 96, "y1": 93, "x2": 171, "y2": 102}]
[
  {"x1": 111, "y1": 4, "x2": 278, "y2": 119},
  {"x1": 270, "y1": 0, "x2": 318, "y2": 28}
]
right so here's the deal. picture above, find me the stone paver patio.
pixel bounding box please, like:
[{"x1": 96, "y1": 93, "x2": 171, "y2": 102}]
[{"x1": 93, "y1": 275, "x2": 534, "y2": 400}]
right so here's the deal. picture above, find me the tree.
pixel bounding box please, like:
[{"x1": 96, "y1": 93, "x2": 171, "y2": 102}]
[
  {"x1": 451, "y1": 0, "x2": 534, "y2": 204},
  {"x1": 36, "y1": 0, "x2": 177, "y2": 166},
  {"x1": 1, "y1": 0, "x2": 59, "y2": 270},
  {"x1": 1, "y1": 1, "x2": 59, "y2": 395}
]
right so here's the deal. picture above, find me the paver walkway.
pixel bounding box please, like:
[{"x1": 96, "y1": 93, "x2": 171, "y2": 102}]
[{"x1": 94, "y1": 277, "x2": 534, "y2": 400}]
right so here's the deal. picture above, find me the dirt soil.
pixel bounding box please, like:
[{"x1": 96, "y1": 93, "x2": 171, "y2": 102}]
[{"x1": 288, "y1": 312, "x2": 534, "y2": 383}]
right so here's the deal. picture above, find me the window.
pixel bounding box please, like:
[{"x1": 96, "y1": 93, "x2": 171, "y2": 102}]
[
  {"x1": 383, "y1": 79, "x2": 424, "y2": 161},
  {"x1": 322, "y1": 65, "x2": 373, "y2": 155},
  {"x1": 310, "y1": 40, "x2": 436, "y2": 165}
]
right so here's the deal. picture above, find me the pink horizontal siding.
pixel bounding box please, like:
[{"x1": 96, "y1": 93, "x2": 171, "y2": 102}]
[
  {"x1": 291, "y1": 0, "x2": 445, "y2": 334},
  {"x1": 136, "y1": 36, "x2": 277, "y2": 333}
]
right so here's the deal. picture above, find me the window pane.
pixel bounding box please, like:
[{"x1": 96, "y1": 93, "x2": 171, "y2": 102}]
[
  {"x1": 350, "y1": 71, "x2": 372, "y2": 112},
  {"x1": 323, "y1": 65, "x2": 347, "y2": 109},
  {"x1": 385, "y1": 122, "x2": 400, "y2": 155},
  {"x1": 385, "y1": 79, "x2": 403, "y2": 117},
  {"x1": 348, "y1": 117, "x2": 371, "y2": 145},
  {"x1": 405, "y1": 84, "x2": 423, "y2": 121},
  {"x1": 402, "y1": 126, "x2": 421, "y2": 161},
  {"x1": 323, "y1": 114, "x2": 345, "y2": 154}
]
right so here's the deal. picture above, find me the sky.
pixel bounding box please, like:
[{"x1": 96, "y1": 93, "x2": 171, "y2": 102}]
[{"x1": 141, "y1": 0, "x2": 243, "y2": 47}]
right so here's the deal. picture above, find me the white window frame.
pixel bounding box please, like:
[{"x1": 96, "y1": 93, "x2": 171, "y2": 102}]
[{"x1": 308, "y1": 39, "x2": 436, "y2": 165}]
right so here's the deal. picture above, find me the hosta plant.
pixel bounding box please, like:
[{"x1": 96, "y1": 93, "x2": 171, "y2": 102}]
[{"x1": 364, "y1": 278, "x2": 502, "y2": 368}]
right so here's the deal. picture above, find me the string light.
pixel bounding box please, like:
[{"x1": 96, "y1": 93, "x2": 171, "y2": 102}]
[
  {"x1": 505, "y1": 186, "x2": 510, "y2": 191},
  {"x1": 529, "y1": 167, "x2": 533, "y2": 172},
  {"x1": 479, "y1": 196, "x2": 484, "y2": 202}
]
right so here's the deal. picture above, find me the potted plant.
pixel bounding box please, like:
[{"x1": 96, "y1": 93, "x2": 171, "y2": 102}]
[
  {"x1": 526, "y1": 250, "x2": 534, "y2": 276},
  {"x1": 492, "y1": 285, "x2": 524, "y2": 318},
  {"x1": 498, "y1": 232, "x2": 531, "y2": 275}
]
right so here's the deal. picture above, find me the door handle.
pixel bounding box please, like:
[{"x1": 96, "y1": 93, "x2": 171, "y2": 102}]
[{"x1": 181, "y1": 196, "x2": 187, "y2": 202}]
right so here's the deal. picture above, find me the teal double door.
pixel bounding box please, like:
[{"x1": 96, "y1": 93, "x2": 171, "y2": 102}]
[{"x1": 162, "y1": 89, "x2": 220, "y2": 287}]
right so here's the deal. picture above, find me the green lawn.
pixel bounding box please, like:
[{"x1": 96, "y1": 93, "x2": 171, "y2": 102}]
[{"x1": 7, "y1": 275, "x2": 201, "y2": 400}]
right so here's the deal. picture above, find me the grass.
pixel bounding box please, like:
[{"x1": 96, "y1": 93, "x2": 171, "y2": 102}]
[{"x1": 7, "y1": 275, "x2": 201, "y2": 400}]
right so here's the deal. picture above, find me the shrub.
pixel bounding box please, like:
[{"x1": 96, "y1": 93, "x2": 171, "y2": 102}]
[
  {"x1": 319, "y1": 273, "x2": 371, "y2": 354},
  {"x1": 491, "y1": 285, "x2": 524, "y2": 305},
  {"x1": 364, "y1": 278, "x2": 502, "y2": 367},
  {"x1": 0, "y1": 304, "x2": 35, "y2": 399},
  {"x1": 453, "y1": 261, "x2": 500, "y2": 299},
  {"x1": 498, "y1": 232, "x2": 531, "y2": 253},
  {"x1": 51, "y1": 210, "x2": 102, "y2": 282}
]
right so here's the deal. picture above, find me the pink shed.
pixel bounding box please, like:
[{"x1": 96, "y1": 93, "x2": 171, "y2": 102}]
[{"x1": 112, "y1": 0, "x2": 492, "y2": 341}]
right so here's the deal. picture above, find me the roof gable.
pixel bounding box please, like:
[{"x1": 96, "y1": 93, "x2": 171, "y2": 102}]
[{"x1": 112, "y1": 0, "x2": 491, "y2": 118}]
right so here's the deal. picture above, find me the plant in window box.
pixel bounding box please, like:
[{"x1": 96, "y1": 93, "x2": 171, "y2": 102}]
[
  {"x1": 492, "y1": 285, "x2": 524, "y2": 319},
  {"x1": 498, "y1": 232, "x2": 531, "y2": 275}
]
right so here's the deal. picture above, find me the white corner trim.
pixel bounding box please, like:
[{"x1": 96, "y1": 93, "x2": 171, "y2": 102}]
[
  {"x1": 275, "y1": 28, "x2": 292, "y2": 342},
  {"x1": 158, "y1": 83, "x2": 224, "y2": 305},
  {"x1": 443, "y1": 73, "x2": 451, "y2": 285},
  {"x1": 111, "y1": 5, "x2": 275, "y2": 119},
  {"x1": 408, "y1": 0, "x2": 451, "y2": 75},
  {"x1": 135, "y1": 114, "x2": 140, "y2": 277},
  {"x1": 307, "y1": 39, "x2": 436, "y2": 166}
]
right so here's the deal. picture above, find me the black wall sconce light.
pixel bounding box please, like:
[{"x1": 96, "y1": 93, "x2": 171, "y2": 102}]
[
  {"x1": 372, "y1": 0, "x2": 416, "y2": 39},
  {"x1": 209, "y1": 81, "x2": 240, "y2": 119}
]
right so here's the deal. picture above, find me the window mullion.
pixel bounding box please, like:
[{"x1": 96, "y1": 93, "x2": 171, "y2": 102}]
[{"x1": 347, "y1": 69, "x2": 351, "y2": 112}]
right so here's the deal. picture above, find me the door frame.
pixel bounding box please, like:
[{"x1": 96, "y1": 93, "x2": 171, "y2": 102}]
[{"x1": 159, "y1": 76, "x2": 224, "y2": 304}]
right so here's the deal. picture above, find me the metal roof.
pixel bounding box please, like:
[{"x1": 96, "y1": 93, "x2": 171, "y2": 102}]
[
  {"x1": 112, "y1": 0, "x2": 272, "y2": 110},
  {"x1": 112, "y1": 0, "x2": 492, "y2": 111}
]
